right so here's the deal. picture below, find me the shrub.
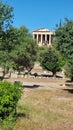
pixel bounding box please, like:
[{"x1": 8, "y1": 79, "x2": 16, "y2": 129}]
[{"x1": 0, "y1": 81, "x2": 22, "y2": 120}]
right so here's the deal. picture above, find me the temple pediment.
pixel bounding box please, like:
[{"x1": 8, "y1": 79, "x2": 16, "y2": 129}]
[{"x1": 33, "y1": 28, "x2": 50, "y2": 32}]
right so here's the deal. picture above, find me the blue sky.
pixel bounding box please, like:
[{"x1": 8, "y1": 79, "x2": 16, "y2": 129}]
[{"x1": 2, "y1": 0, "x2": 73, "y2": 32}]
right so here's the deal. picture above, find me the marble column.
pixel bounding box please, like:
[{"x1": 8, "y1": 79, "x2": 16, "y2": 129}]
[
  {"x1": 37, "y1": 34, "x2": 38, "y2": 42},
  {"x1": 45, "y1": 34, "x2": 47, "y2": 42},
  {"x1": 41, "y1": 34, "x2": 43, "y2": 45},
  {"x1": 49, "y1": 34, "x2": 51, "y2": 45}
]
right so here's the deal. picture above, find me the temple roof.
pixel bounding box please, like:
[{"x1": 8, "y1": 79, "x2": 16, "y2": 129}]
[{"x1": 33, "y1": 28, "x2": 50, "y2": 32}]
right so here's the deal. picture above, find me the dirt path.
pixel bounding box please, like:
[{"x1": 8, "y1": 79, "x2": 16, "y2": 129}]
[{"x1": 5, "y1": 77, "x2": 73, "y2": 90}]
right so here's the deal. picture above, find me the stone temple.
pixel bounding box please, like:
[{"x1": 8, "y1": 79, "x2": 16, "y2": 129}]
[{"x1": 32, "y1": 28, "x2": 55, "y2": 46}]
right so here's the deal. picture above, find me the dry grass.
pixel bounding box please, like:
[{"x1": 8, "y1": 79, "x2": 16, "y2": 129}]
[{"x1": 12, "y1": 87, "x2": 73, "y2": 130}]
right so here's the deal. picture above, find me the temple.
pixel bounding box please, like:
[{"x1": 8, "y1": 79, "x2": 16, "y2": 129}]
[{"x1": 32, "y1": 28, "x2": 55, "y2": 46}]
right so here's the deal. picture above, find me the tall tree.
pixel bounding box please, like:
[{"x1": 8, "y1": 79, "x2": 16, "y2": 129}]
[
  {"x1": 55, "y1": 18, "x2": 73, "y2": 80},
  {"x1": 0, "y1": 1, "x2": 13, "y2": 79},
  {"x1": 11, "y1": 26, "x2": 38, "y2": 74},
  {"x1": 0, "y1": 2, "x2": 38, "y2": 78}
]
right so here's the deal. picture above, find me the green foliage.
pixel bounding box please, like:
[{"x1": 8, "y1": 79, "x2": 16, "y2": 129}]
[
  {"x1": 0, "y1": 17, "x2": 38, "y2": 77},
  {"x1": 64, "y1": 60, "x2": 73, "y2": 81},
  {"x1": 40, "y1": 47, "x2": 61, "y2": 76},
  {"x1": 0, "y1": 1, "x2": 38, "y2": 77},
  {"x1": 38, "y1": 46, "x2": 48, "y2": 61},
  {"x1": 0, "y1": 81, "x2": 22, "y2": 120},
  {"x1": 0, "y1": 1, "x2": 14, "y2": 78},
  {"x1": 55, "y1": 18, "x2": 73, "y2": 80},
  {"x1": 55, "y1": 18, "x2": 73, "y2": 60},
  {"x1": 0, "y1": 113, "x2": 15, "y2": 130},
  {"x1": 11, "y1": 26, "x2": 38, "y2": 73},
  {"x1": 0, "y1": 1, "x2": 13, "y2": 30}
]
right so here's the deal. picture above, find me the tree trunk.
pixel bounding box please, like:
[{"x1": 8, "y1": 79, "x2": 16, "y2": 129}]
[
  {"x1": 52, "y1": 72, "x2": 56, "y2": 77},
  {"x1": 9, "y1": 71, "x2": 11, "y2": 78},
  {"x1": 1, "y1": 70, "x2": 6, "y2": 80},
  {"x1": 71, "y1": 76, "x2": 73, "y2": 82}
]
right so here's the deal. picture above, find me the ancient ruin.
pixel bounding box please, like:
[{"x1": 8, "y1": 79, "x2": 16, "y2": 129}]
[{"x1": 33, "y1": 28, "x2": 55, "y2": 46}]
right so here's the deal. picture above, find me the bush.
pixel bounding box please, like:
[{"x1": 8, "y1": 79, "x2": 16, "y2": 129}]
[
  {"x1": 34, "y1": 73, "x2": 38, "y2": 77},
  {"x1": 0, "y1": 81, "x2": 23, "y2": 120},
  {"x1": 65, "y1": 62, "x2": 73, "y2": 81}
]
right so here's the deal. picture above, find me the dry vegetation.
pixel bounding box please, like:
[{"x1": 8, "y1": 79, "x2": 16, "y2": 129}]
[{"x1": 12, "y1": 85, "x2": 73, "y2": 130}]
